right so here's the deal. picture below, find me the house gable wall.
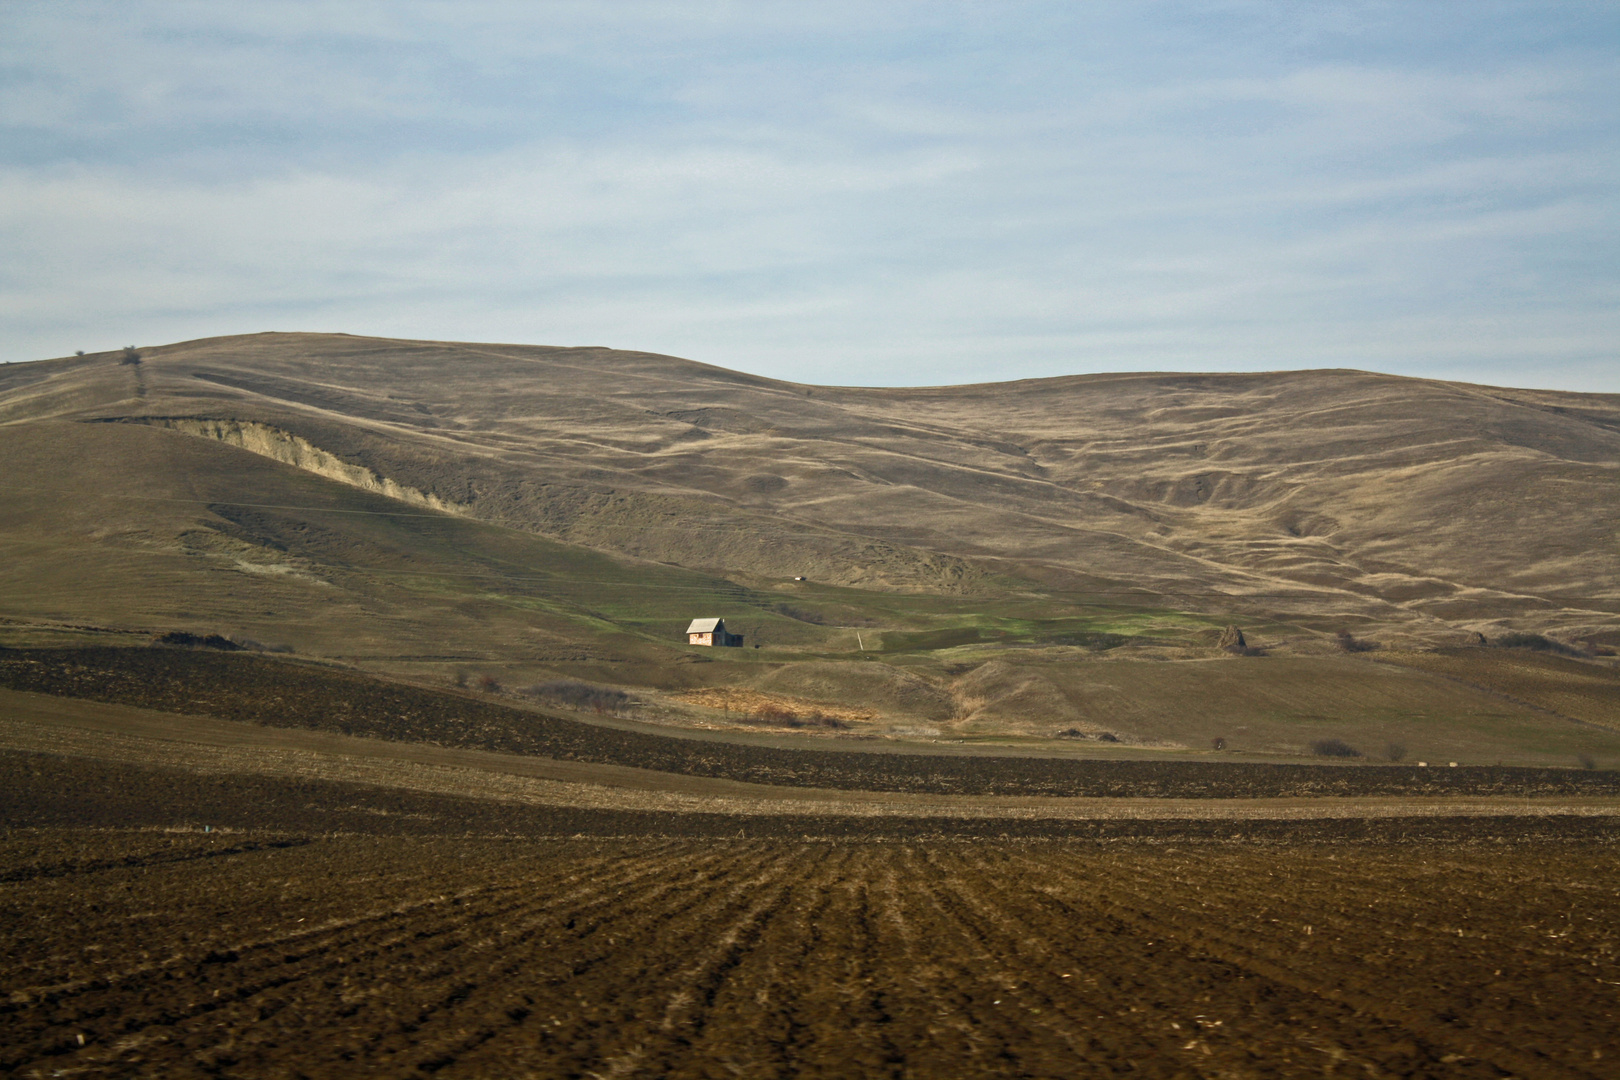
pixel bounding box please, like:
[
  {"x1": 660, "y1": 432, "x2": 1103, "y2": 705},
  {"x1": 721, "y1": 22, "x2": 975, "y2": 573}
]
[{"x1": 685, "y1": 620, "x2": 741, "y2": 647}]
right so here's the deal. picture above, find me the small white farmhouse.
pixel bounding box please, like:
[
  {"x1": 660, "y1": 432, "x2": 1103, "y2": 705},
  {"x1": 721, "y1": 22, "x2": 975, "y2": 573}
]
[{"x1": 686, "y1": 618, "x2": 742, "y2": 647}]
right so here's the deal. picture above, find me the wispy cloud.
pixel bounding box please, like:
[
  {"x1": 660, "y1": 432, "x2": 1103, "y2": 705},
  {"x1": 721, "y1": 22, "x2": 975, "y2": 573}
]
[{"x1": 1, "y1": 1, "x2": 1616, "y2": 390}]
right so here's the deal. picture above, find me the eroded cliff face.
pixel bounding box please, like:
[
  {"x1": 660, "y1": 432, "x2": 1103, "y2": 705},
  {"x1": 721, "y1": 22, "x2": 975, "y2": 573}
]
[
  {"x1": 128, "y1": 416, "x2": 984, "y2": 593},
  {"x1": 139, "y1": 418, "x2": 466, "y2": 516}
]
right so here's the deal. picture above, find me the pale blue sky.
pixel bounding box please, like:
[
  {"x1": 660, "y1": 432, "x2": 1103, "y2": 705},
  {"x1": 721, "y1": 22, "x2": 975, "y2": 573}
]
[{"x1": 2, "y1": 2, "x2": 1616, "y2": 390}]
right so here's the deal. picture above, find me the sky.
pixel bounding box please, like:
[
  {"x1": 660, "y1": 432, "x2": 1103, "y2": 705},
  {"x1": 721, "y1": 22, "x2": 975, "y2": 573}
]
[{"x1": 1, "y1": 1, "x2": 1616, "y2": 391}]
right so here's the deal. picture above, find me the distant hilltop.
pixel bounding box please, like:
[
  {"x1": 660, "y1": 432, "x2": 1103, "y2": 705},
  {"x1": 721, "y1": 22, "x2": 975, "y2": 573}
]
[{"x1": 4, "y1": 331, "x2": 1617, "y2": 646}]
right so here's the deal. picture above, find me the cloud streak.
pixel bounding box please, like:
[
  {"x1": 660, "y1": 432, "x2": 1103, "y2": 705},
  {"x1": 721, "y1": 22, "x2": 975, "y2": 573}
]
[{"x1": 1, "y1": 1, "x2": 1616, "y2": 391}]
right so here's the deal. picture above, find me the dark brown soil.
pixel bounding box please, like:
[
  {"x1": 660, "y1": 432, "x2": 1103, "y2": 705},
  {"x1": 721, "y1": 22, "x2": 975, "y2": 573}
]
[
  {"x1": 7, "y1": 750, "x2": 1620, "y2": 844},
  {"x1": 6, "y1": 646, "x2": 1620, "y2": 799},
  {"x1": 4, "y1": 825, "x2": 1618, "y2": 1079}
]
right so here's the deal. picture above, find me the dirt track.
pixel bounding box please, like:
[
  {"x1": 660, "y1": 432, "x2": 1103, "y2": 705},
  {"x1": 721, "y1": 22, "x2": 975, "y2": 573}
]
[{"x1": 4, "y1": 829, "x2": 1619, "y2": 1079}]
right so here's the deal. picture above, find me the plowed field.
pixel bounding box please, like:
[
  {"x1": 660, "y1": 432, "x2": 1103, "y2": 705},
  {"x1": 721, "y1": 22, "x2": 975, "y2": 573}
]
[
  {"x1": 6, "y1": 646, "x2": 1620, "y2": 798},
  {"x1": 5, "y1": 830, "x2": 1619, "y2": 1079}
]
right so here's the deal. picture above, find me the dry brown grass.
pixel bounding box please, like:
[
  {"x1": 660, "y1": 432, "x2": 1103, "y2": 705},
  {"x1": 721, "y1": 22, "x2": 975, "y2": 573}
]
[
  {"x1": 3, "y1": 332, "x2": 1617, "y2": 750},
  {"x1": 7, "y1": 332, "x2": 1617, "y2": 638},
  {"x1": 1373, "y1": 649, "x2": 1620, "y2": 730},
  {"x1": 671, "y1": 687, "x2": 875, "y2": 725}
]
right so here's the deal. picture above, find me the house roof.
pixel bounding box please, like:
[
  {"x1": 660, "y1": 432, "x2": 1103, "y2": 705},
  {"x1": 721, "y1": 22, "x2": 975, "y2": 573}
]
[{"x1": 686, "y1": 618, "x2": 724, "y2": 633}]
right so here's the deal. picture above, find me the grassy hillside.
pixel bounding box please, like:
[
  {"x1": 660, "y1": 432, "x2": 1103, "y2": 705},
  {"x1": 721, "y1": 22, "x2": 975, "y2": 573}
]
[
  {"x1": 1, "y1": 333, "x2": 1615, "y2": 762},
  {"x1": 7, "y1": 333, "x2": 1617, "y2": 632}
]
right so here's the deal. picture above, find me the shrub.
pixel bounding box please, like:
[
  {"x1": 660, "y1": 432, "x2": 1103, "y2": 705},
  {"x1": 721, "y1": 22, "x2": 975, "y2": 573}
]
[
  {"x1": 223, "y1": 636, "x2": 293, "y2": 653},
  {"x1": 1211, "y1": 736, "x2": 1227, "y2": 751},
  {"x1": 519, "y1": 680, "x2": 630, "y2": 715},
  {"x1": 1310, "y1": 737, "x2": 1361, "y2": 758},
  {"x1": 809, "y1": 711, "x2": 849, "y2": 730},
  {"x1": 1335, "y1": 630, "x2": 1378, "y2": 653},
  {"x1": 154, "y1": 631, "x2": 242, "y2": 651},
  {"x1": 1494, "y1": 632, "x2": 1584, "y2": 657},
  {"x1": 476, "y1": 674, "x2": 502, "y2": 693},
  {"x1": 1385, "y1": 742, "x2": 1407, "y2": 763},
  {"x1": 120, "y1": 345, "x2": 142, "y2": 365},
  {"x1": 740, "y1": 703, "x2": 849, "y2": 730},
  {"x1": 1578, "y1": 752, "x2": 1598, "y2": 771},
  {"x1": 1096, "y1": 732, "x2": 1119, "y2": 743}
]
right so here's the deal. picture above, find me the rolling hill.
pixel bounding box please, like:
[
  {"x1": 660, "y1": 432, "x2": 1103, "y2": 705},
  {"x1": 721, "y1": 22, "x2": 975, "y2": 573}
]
[{"x1": 1, "y1": 332, "x2": 1616, "y2": 760}]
